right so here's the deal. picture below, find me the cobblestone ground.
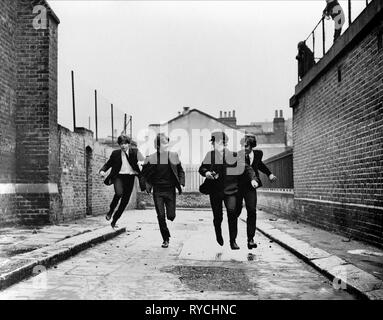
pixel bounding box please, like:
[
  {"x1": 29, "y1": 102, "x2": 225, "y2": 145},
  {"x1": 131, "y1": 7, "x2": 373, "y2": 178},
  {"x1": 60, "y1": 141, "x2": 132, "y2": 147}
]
[{"x1": 0, "y1": 210, "x2": 357, "y2": 300}]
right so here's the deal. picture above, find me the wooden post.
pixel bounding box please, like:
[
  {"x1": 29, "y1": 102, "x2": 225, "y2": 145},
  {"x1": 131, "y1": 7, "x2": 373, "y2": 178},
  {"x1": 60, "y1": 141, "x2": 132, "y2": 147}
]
[
  {"x1": 111, "y1": 104, "x2": 114, "y2": 144},
  {"x1": 94, "y1": 90, "x2": 98, "y2": 141},
  {"x1": 124, "y1": 113, "x2": 127, "y2": 135},
  {"x1": 130, "y1": 115, "x2": 132, "y2": 139},
  {"x1": 322, "y1": 17, "x2": 326, "y2": 56},
  {"x1": 71, "y1": 71, "x2": 76, "y2": 131}
]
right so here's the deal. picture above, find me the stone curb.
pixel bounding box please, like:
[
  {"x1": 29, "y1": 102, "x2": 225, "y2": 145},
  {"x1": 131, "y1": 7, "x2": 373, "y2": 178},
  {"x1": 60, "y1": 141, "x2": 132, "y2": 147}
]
[
  {"x1": 241, "y1": 218, "x2": 383, "y2": 300},
  {"x1": 0, "y1": 226, "x2": 126, "y2": 291}
]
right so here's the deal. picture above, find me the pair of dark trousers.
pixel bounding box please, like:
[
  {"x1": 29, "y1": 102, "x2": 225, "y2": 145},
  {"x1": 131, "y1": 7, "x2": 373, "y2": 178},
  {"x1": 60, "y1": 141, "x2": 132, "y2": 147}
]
[
  {"x1": 237, "y1": 187, "x2": 257, "y2": 241},
  {"x1": 209, "y1": 192, "x2": 238, "y2": 243},
  {"x1": 153, "y1": 187, "x2": 176, "y2": 241},
  {"x1": 110, "y1": 174, "x2": 135, "y2": 224}
]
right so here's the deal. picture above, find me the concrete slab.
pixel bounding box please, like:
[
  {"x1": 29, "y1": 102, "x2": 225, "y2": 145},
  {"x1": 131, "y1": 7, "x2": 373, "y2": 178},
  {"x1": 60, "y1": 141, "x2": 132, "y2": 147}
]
[
  {"x1": 332, "y1": 264, "x2": 383, "y2": 295},
  {"x1": 366, "y1": 289, "x2": 383, "y2": 300},
  {"x1": 258, "y1": 226, "x2": 332, "y2": 261}
]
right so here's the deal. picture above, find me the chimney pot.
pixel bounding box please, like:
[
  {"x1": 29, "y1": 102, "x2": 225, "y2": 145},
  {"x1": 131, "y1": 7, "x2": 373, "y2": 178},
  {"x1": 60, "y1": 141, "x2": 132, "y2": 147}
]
[
  {"x1": 275, "y1": 110, "x2": 278, "y2": 118},
  {"x1": 220, "y1": 111, "x2": 223, "y2": 118},
  {"x1": 228, "y1": 111, "x2": 231, "y2": 118},
  {"x1": 224, "y1": 111, "x2": 227, "y2": 118},
  {"x1": 280, "y1": 110, "x2": 283, "y2": 118},
  {"x1": 233, "y1": 110, "x2": 236, "y2": 118}
]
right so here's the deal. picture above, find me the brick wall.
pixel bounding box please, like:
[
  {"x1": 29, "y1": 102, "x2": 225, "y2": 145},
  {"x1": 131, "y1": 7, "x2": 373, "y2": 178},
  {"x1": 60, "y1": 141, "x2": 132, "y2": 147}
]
[
  {"x1": 0, "y1": 0, "x2": 17, "y2": 223},
  {"x1": 290, "y1": 1, "x2": 383, "y2": 247},
  {"x1": 58, "y1": 126, "x2": 137, "y2": 222},
  {"x1": 0, "y1": 0, "x2": 17, "y2": 184},
  {"x1": 0, "y1": 0, "x2": 139, "y2": 226},
  {"x1": 0, "y1": 0, "x2": 61, "y2": 225}
]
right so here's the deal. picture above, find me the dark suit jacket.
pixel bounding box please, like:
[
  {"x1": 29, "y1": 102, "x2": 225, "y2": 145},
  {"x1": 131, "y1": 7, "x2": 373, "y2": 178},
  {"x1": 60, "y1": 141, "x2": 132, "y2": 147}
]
[
  {"x1": 199, "y1": 149, "x2": 256, "y2": 196},
  {"x1": 238, "y1": 149, "x2": 272, "y2": 190},
  {"x1": 141, "y1": 151, "x2": 185, "y2": 194},
  {"x1": 99, "y1": 148, "x2": 143, "y2": 187}
]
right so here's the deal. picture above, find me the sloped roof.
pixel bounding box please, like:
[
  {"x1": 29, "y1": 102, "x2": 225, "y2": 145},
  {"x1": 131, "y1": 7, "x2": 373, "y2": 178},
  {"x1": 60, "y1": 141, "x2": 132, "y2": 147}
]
[{"x1": 149, "y1": 108, "x2": 244, "y2": 132}]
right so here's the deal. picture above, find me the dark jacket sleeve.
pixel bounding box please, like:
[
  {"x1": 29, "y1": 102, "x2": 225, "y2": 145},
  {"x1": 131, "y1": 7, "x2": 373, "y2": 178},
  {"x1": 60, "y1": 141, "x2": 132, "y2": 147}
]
[
  {"x1": 255, "y1": 150, "x2": 272, "y2": 176},
  {"x1": 141, "y1": 155, "x2": 154, "y2": 192},
  {"x1": 99, "y1": 151, "x2": 115, "y2": 173},
  {"x1": 199, "y1": 151, "x2": 212, "y2": 177},
  {"x1": 243, "y1": 162, "x2": 258, "y2": 183},
  {"x1": 141, "y1": 155, "x2": 153, "y2": 180},
  {"x1": 176, "y1": 154, "x2": 185, "y2": 186}
]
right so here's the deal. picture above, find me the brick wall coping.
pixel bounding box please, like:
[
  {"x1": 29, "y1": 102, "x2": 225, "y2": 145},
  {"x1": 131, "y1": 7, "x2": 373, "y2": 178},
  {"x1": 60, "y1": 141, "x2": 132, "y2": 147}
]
[
  {"x1": 258, "y1": 188, "x2": 294, "y2": 195},
  {"x1": 0, "y1": 183, "x2": 58, "y2": 194},
  {"x1": 295, "y1": 197, "x2": 383, "y2": 211},
  {"x1": 290, "y1": 0, "x2": 383, "y2": 105}
]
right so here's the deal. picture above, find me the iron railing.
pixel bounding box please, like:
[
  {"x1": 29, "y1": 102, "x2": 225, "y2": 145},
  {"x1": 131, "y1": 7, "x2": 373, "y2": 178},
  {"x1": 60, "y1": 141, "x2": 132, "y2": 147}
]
[{"x1": 301, "y1": 0, "x2": 372, "y2": 70}]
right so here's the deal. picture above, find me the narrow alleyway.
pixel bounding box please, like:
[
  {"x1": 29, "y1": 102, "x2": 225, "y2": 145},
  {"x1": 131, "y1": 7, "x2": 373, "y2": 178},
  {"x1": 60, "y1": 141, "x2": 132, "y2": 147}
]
[{"x1": 0, "y1": 210, "x2": 357, "y2": 300}]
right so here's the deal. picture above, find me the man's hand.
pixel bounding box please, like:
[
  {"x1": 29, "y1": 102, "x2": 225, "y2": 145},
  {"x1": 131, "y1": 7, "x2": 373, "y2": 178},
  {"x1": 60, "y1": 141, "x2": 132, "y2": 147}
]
[
  {"x1": 205, "y1": 171, "x2": 215, "y2": 180},
  {"x1": 99, "y1": 171, "x2": 106, "y2": 178},
  {"x1": 251, "y1": 180, "x2": 259, "y2": 189},
  {"x1": 269, "y1": 174, "x2": 277, "y2": 183}
]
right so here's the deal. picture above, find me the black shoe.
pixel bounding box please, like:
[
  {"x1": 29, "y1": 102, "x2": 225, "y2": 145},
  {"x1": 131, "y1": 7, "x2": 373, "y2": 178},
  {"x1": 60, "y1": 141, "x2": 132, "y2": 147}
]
[
  {"x1": 111, "y1": 221, "x2": 118, "y2": 229},
  {"x1": 215, "y1": 232, "x2": 224, "y2": 246},
  {"x1": 230, "y1": 241, "x2": 240, "y2": 250},
  {"x1": 161, "y1": 240, "x2": 169, "y2": 248},
  {"x1": 105, "y1": 211, "x2": 113, "y2": 221},
  {"x1": 247, "y1": 239, "x2": 258, "y2": 249}
]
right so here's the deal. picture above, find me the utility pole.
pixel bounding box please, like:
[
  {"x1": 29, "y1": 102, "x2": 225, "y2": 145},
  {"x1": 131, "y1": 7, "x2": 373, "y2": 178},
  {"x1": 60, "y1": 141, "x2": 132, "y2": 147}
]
[
  {"x1": 94, "y1": 90, "x2": 98, "y2": 141},
  {"x1": 130, "y1": 115, "x2": 132, "y2": 139},
  {"x1": 111, "y1": 104, "x2": 114, "y2": 144},
  {"x1": 124, "y1": 113, "x2": 127, "y2": 135},
  {"x1": 71, "y1": 71, "x2": 76, "y2": 131}
]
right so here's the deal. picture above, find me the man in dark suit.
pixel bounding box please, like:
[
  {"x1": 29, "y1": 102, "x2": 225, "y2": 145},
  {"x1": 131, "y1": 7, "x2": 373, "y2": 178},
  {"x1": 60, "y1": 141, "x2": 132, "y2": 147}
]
[
  {"x1": 141, "y1": 133, "x2": 185, "y2": 248},
  {"x1": 99, "y1": 135, "x2": 145, "y2": 228},
  {"x1": 199, "y1": 131, "x2": 258, "y2": 250},
  {"x1": 237, "y1": 134, "x2": 277, "y2": 249}
]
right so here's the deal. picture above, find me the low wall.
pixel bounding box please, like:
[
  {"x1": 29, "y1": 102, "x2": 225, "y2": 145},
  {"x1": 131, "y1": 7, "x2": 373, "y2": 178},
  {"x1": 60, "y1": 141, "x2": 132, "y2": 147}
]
[
  {"x1": 257, "y1": 189, "x2": 295, "y2": 218},
  {"x1": 137, "y1": 191, "x2": 211, "y2": 209}
]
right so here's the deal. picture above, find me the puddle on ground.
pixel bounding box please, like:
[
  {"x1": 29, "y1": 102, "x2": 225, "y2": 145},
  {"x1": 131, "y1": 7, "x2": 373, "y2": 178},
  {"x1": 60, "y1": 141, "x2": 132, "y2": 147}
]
[
  {"x1": 247, "y1": 253, "x2": 255, "y2": 261},
  {"x1": 347, "y1": 249, "x2": 383, "y2": 257},
  {"x1": 163, "y1": 265, "x2": 255, "y2": 293},
  {"x1": 5, "y1": 247, "x2": 40, "y2": 257}
]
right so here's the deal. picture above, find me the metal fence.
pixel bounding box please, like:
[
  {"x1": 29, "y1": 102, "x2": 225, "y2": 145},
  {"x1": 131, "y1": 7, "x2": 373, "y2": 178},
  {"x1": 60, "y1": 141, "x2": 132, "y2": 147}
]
[
  {"x1": 182, "y1": 149, "x2": 294, "y2": 192},
  {"x1": 59, "y1": 69, "x2": 133, "y2": 144},
  {"x1": 184, "y1": 165, "x2": 204, "y2": 192}
]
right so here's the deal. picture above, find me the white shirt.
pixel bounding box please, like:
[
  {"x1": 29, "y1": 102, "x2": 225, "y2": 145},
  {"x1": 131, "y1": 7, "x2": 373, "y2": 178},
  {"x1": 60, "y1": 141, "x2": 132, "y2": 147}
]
[
  {"x1": 248, "y1": 151, "x2": 254, "y2": 166},
  {"x1": 119, "y1": 150, "x2": 136, "y2": 175}
]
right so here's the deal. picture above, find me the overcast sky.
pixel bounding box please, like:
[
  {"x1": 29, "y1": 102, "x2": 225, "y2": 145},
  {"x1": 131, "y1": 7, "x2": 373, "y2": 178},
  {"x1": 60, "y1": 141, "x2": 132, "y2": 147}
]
[{"x1": 47, "y1": 0, "x2": 367, "y2": 139}]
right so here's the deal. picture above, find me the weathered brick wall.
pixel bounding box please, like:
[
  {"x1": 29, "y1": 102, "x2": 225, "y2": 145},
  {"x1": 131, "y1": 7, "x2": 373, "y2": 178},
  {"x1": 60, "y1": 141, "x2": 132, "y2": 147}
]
[
  {"x1": 291, "y1": 3, "x2": 383, "y2": 246},
  {"x1": 0, "y1": 0, "x2": 60, "y2": 225},
  {"x1": 58, "y1": 126, "x2": 137, "y2": 222},
  {"x1": 0, "y1": 0, "x2": 139, "y2": 226},
  {"x1": 0, "y1": 0, "x2": 17, "y2": 184},
  {"x1": 0, "y1": 0, "x2": 17, "y2": 224}
]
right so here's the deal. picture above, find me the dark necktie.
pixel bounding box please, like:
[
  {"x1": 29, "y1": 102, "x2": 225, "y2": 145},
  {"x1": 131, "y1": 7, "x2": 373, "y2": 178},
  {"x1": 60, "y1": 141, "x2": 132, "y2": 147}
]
[{"x1": 245, "y1": 154, "x2": 250, "y2": 165}]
